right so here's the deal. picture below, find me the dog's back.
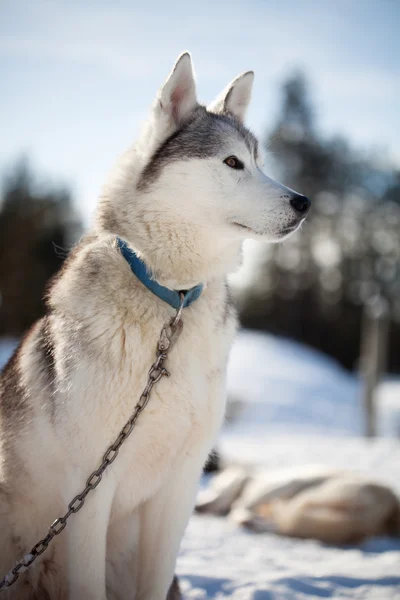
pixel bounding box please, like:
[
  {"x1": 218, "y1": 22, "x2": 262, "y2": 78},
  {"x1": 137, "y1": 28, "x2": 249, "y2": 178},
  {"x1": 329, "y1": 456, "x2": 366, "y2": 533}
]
[
  {"x1": 266, "y1": 477, "x2": 400, "y2": 544},
  {"x1": 197, "y1": 466, "x2": 400, "y2": 544}
]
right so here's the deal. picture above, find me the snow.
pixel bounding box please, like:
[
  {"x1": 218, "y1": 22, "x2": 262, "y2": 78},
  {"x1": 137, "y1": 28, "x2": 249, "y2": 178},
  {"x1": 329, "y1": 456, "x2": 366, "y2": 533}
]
[
  {"x1": 225, "y1": 331, "x2": 400, "y2": 438},
  {"x1": 179, "y1": 434, "x2": 400, "y2": 599},
  {"x1": 179, "y1": 516, "x2": 400, "y2": 599},
  {"x1": 177, "y1": 331, "x2": 400, "y2": 599},
  {"x1": 1, "y1": 332, "x2": 400, "y2": 598}
]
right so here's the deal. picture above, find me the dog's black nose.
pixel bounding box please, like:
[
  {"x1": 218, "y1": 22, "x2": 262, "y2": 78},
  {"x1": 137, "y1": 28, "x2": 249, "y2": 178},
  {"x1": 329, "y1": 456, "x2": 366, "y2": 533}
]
[{"x1": 290, "y1": 193, "x2": 311, "y2": 216}]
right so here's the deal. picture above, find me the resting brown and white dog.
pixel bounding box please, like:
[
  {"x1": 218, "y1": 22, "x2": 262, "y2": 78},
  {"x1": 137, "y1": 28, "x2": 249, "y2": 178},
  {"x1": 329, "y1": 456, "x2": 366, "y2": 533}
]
[
  {"x1": 0, "y1": 52, "x2": 310, "y2": 599},
  {"x1": 196, "y1": 465, "x2": 400, "y2": 544}
]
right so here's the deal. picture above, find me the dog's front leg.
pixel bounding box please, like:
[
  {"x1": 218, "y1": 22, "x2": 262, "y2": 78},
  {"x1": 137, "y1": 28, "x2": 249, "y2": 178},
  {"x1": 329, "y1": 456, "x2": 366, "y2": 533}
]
[
  {"x1": 136, "y1": 449, "x2": 208, "y2": 600},
  {"x1": 66, "y1": 481, "x2": 114, "y2": 600}
]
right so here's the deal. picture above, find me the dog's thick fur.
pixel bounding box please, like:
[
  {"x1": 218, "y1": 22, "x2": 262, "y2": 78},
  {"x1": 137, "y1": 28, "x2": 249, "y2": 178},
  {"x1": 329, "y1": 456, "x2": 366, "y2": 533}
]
[
  {"x1": 196, "y1": 465, "x2": 400, "y2": 544},
  {"x1": 0, "y1": 53, "x2": 308, "y2": 599}
]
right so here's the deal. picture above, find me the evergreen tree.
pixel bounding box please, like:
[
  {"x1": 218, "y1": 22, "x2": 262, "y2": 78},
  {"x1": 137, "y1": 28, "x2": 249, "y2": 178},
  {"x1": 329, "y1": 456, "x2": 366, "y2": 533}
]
[
  {"x1": 238, "y1": 73, "x2": 400, "y2": 371},
  {"x1": 0, "y1": 158, "x2": 82, "y2": 336}
]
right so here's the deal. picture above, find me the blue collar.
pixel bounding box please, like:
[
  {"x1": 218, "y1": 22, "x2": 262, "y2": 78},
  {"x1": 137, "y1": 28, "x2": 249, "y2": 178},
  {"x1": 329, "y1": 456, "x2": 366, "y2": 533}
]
[{"x1": 116, "y1": 237, "x2": 204, "y2": 310}]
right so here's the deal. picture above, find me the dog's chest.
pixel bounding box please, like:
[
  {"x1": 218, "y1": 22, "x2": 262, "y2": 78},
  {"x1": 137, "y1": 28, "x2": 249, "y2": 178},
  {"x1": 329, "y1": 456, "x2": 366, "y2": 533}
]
[{"x1": 97, "y1": 292, "x2": 236, "y2": 512}]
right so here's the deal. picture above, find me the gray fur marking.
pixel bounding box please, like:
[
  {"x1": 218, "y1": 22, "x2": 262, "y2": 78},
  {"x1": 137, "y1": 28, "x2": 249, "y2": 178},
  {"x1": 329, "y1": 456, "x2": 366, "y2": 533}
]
[
  {"x1": 0, "y1": 345, "x2": 26, "y2": 420},
  {"x1": 37, "y1": 317, "x2": 56, "y2": 390},
  {"x1": 138, "y1": 106, "x2": 258, "y2": 191}
]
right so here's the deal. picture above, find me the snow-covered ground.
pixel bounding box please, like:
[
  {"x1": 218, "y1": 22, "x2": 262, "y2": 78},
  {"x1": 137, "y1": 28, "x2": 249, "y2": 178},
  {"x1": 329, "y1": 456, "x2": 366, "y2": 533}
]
[
  {"x1": 179, "y1": 514, "x2": 400, "y2": 600},
  {"x1": 178, "y1": 331, "x2": 400, "y2": 599},
  {"x1": 1, "y1": 332, "x2": 400, "y2": 598}
]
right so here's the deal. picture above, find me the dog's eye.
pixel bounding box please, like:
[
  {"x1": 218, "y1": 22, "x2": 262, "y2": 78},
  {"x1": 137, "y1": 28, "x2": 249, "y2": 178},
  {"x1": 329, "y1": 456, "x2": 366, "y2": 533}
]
[{"x1": 224, "y1": 156, "x2": 244, "y2": 170}]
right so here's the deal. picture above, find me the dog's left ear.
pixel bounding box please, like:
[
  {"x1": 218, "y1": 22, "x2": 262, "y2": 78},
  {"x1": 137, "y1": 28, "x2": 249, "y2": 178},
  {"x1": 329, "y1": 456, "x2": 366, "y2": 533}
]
[
  {"x1": 155, "y1": 52, "x2": 198, "y2": 129},
  {"x1": 208, "y1": 71, "x2": 254, "y2": 122}
]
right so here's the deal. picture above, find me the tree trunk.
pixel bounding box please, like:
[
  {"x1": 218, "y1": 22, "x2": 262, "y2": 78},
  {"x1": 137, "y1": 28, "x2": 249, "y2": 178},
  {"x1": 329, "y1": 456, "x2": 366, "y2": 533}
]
[{"x1": 360, "y1": 296, "x2": 389, "y2": 437}]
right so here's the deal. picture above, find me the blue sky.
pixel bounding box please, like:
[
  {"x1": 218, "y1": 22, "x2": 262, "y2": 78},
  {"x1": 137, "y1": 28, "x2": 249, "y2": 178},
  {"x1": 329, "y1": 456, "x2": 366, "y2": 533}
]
[{"x1": 1, "y1": 0, "x2": 399, "y2": 223}]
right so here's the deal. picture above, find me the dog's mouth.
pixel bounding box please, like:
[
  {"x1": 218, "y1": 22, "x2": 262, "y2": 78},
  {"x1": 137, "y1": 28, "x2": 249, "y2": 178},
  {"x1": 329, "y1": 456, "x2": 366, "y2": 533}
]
[
  {"x1": 232, "y1": 218, "x2": 304, "y2": 238},
  {"x1": 232, "y1": 221, "x2": 255, "y2": 234},
  {"x1": 279, "y1": 225, "x2": 298, "y2": 235},
  {"x1": 278, "y1": 219, "x2": 304, "y2": 237}
]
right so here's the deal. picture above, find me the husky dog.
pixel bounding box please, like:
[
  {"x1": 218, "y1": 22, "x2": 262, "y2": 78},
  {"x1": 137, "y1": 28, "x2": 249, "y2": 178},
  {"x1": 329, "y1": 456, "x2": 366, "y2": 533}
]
[
  {"x1": 0, "y1": 52, "x2": 310, "y2": 600},
  {"x1": 196, "y1": 465, "x2": 400, "y2": 544}
]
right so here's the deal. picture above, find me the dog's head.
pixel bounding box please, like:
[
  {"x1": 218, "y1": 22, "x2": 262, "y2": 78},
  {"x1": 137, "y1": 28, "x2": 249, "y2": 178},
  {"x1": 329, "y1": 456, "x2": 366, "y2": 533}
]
[{"x1": 99, "y1": 53, "x2": 310, "y2": 285}]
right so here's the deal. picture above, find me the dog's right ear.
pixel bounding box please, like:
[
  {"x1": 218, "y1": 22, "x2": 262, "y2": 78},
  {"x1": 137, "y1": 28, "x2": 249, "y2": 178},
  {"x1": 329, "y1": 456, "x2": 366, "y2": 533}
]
[{"x1": 154, "y1": 52, "x2": 198, "y2": 133}]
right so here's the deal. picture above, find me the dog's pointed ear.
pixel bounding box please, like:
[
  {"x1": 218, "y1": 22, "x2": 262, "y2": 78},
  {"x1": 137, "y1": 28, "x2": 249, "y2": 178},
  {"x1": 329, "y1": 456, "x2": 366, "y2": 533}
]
[
  {"x1": 155, "y1": 52, "x2": 198, "y2": 128},
  {"x1": 208, "y1": 71, "x2": 254, "y2": 122}
]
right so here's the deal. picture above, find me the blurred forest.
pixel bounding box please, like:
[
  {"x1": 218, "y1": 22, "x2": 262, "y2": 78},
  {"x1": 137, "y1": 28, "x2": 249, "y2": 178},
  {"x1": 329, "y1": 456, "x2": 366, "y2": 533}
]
[
  {"x1": 237, "y1": 72, "x2": 400, "y2": 372},
  {"x1": 0, "y1": 158, "x2": 81, "y2": 336},
  {"x1": 0, "y1": 74, "x2": 399, "y2": 373}
]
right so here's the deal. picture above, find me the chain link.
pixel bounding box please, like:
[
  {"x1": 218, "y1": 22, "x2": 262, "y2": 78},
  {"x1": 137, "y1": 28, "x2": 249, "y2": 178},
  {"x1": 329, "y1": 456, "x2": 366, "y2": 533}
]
[{"x1": 0, "y1": 297, "x2": 185, "y2": 591}]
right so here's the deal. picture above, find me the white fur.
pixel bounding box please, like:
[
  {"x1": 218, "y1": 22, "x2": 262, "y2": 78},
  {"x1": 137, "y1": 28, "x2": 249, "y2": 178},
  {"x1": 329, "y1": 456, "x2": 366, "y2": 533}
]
[
  {"x1": 208, "y1": 70, "x2": 254, "y2": 121},
  {"x1": 0, "y1": 52, "x2": 308, "y2": 599},
  {"x1": 196, "y1": 465, "x2": 400, "y2": 544},
  {"x1": 158, "y1": 52, "x2": 198, "y2": 126}
]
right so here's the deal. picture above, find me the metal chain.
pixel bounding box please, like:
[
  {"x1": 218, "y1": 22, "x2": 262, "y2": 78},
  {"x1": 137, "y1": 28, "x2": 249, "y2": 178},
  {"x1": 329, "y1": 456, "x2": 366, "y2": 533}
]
[{"x1": 0, "y1": 296, "x2": 185, "y2": 591}]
